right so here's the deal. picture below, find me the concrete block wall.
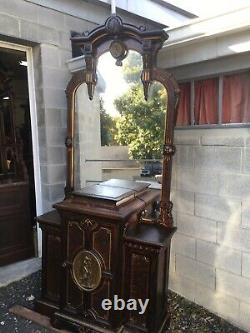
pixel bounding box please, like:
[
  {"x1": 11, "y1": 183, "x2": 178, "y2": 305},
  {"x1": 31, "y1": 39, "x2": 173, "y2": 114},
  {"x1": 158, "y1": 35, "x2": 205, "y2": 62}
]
[
  {"x1": 0, "y1": 0, "x2": 155, "y2": 214},
  {"x1": 170, "y1": 127, "x2": 250, "y2": 332},
  {"x1": 0, "y1": 0, "x2": 99, "y2": 213}
]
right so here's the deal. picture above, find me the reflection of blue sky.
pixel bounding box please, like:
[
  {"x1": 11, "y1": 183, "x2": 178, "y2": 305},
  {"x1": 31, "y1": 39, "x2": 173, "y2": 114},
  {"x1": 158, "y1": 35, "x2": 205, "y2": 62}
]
[{"x1": 97, "y1": 52, "x2": 128, "y2": 117}]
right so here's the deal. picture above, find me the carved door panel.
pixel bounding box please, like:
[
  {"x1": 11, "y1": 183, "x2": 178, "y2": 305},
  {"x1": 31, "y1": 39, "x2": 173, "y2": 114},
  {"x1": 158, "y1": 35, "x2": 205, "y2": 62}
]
[
  {"x1": 62, "y1": 216, "x2": 120, "y2": 327},
  {"x1": 90, "y1": 221, "x2": 123, "y2": 327}
]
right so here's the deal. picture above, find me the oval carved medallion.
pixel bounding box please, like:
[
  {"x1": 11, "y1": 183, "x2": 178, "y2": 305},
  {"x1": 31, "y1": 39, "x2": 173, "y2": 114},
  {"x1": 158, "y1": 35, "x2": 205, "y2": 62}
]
[{"x1": 72, "y1": 250, "x2": 102, "y2": 291}]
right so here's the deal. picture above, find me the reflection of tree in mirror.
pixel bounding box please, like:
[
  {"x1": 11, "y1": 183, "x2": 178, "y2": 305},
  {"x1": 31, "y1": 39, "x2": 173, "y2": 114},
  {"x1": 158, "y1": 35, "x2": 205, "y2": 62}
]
[
  {"x1": 114, "y1": 52, "x2": 167, "y2": 159},
  {"x1": 122, "y1": 52, "x2": 142, "y2": 83},
  {"x1": 100, "y1": 97, "x2": 118, "y2": 146}
]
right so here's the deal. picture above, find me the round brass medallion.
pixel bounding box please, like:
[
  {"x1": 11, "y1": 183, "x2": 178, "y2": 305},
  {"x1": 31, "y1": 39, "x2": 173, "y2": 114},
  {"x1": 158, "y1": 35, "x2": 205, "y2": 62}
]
[
  {"x1": 72, "y1": 250, "x2": 102, "y2": 291},
  {"x1": 110, "y1": 40, "x2": 126, "y2": 59}
]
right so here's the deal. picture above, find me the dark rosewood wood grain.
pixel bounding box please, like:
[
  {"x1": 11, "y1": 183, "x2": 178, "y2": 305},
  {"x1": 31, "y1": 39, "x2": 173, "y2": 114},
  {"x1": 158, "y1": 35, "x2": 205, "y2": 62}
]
[
  {"x1": 35, "y1": 210, "x2": 61, "y2": 317},
  {"x1": 0, "y1": 182, "x2": 34, "y2": 266},
  {"x1": 52, "y1": 188, "x2": 159, "y2": 331},
  {"x1": 123, "y1": 224, "x2": 176, "y2": 333}
]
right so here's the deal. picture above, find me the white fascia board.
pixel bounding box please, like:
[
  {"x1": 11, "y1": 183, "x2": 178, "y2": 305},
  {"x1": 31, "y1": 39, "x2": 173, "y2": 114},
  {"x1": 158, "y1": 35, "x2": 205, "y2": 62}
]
[
  {"x1": 158, "y1": 27, "x2": 250, "y2": 69},
  {"x1": 94, "y1": 0, "x2": 190, "y2": 26},
  {"x1": 163, "y1": 6, "x2": 250, "y2": 48}
]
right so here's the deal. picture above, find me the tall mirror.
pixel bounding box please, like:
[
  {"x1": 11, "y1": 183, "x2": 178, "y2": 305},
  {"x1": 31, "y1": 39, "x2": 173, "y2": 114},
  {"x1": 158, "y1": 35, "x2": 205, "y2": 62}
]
[
  {"x1": 74, "y1": 50, "x2": 168, "y2": 190},
  {"x1": 65, "y1": 14, "x2": 180, "y2": 227}
]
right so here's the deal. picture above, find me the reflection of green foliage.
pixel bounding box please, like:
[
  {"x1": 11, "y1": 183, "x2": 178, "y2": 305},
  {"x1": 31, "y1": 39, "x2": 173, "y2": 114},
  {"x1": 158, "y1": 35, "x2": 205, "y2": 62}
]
[
  {"x1": 100, "y1": 98, "x2": 118, "y2": 146},
  {"x1": 123, "y1": 52, "x2": 142, "y2": 83},
  {"x1": 114, "y1": 51, "x2": 167, "y2": 159},
  {"x1": 114, "y1": 83, "x2": 167, "y2": 159},
  {"x1": 99, "y1": 51, "x2": 167, "y2": 156}
]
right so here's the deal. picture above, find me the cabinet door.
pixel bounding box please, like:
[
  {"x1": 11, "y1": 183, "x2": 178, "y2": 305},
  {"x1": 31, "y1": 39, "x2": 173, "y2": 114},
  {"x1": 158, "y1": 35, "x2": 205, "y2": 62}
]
[
  {"x1": 61, "y1": 215, "x2": 122, "y2": 328},
  {"x1": 0, "y1": 183, "x2": 34, "y2": 266}
]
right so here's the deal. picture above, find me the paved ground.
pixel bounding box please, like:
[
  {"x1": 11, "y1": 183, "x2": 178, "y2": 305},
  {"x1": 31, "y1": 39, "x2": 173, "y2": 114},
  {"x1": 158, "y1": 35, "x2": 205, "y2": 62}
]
[
  {"x1": 0, "y1": 271, "x2": 247, "y2": 332},
  {"x1": 0, "y1": 258, "x2": 41, "y2": 288},
  {"x1": 167, "y1": 293, "x2": 246, "y2": 333},
  {"x1": 0, "y1": 271, "x2": 48, "y2": 333}
]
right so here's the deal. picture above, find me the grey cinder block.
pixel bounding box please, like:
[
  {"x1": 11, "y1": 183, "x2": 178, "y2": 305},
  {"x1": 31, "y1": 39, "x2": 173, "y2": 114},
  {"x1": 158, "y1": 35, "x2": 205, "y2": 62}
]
[
  {"x1": 39, "y1": 147, "x2": 65, "y2": 164},
  {"x1": 219, "y1": 173, "x2": 250, "y2": 198},
  {"x1": 43, "y1": 88, "x2": 67, "y2": 109},
  {"x1": 196, "y1": 239, "x2": 241, "y2": 275},
  {"x1": 242, "y1": 252, "x2": 250, "y2": 278},
  {"x1": 0, "y1": 13, "x2": 19, "y2": 36},
  {"x1": 40, "y1": 44, "x2": 60, "y2": 69},
  {"x1": 0, "y1": 0, "x2": 38, "y2": 23},
  {"x1": 19, "y1": 20, "x2": 39, "y2": 42},
  {"x1": 216, "y1": 269, "x2": 250, "y2": 304},
  {"x1": 217, "y1": 222, "x2": 250, "y2": 252},
  {"x1": 195, "y1": 193, "x2": 241, "y2": 223},
  {"x1": 201, "y1": 135, "x2": 244, "y2": 147},
  {"x1": 175, "y1": 254, "x2": 216, "y2": 290},
  {"x1": 172, "y1": 232, "x2": 196, "y2": 258},
  {"x1": 177, "y1": 213, "x2": 217, "y2": 243},
  {"x1": 194, "y1": 146, "x2": 241, "y2": 172},
  {"x1": 171, "y1": 189, "x2": 195, "y2": 215}
]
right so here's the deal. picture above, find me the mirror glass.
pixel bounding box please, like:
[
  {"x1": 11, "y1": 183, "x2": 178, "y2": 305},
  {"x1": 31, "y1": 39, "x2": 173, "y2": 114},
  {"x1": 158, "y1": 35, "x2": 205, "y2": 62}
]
[
  {"x1": 74, "y1": 83, "x2": 102, "y2": 190},
  {"x1": 74, "y1": 51, "x2": 167, "y2": 190}
]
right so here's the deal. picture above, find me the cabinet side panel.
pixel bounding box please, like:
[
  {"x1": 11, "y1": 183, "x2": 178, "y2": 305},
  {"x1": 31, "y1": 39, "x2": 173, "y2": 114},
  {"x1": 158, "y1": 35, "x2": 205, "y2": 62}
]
[
  {"x1": 46, "y1": 233, "x2": 61, "y2": 302},
  {"x1": 129, "y1": 252, "x2": 151, "y2": 327}
]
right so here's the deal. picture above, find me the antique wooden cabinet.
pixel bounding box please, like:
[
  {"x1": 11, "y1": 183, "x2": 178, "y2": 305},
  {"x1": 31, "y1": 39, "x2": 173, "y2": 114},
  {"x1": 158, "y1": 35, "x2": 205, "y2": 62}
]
[
  {"x1": 0, "y1": 69, "x2": 34, "y2": 266},
  {"x1": 36, "y1": 14, "x2": 179, "y2": 333}
]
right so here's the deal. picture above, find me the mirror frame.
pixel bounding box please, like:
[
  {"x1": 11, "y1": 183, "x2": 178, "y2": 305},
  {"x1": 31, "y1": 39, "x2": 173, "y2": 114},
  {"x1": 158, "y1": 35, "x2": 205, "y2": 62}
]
[{"x1": 64, "y1": 15, "x2": 180, "y2": 228}]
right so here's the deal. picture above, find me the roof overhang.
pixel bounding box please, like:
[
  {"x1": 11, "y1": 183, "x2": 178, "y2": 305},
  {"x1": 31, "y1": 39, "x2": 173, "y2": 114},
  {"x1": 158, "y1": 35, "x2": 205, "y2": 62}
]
[
  {"x1": 158, "y1": 6, "x2": 250, "y2": 68},
  {"x1": 162, "y1": 6, "x2": 250, "y2": 48}
]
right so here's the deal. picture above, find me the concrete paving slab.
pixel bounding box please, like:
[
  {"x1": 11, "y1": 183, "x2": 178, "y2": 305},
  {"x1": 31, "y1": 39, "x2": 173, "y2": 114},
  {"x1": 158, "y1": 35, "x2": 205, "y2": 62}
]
[{"x1": 0, "y1": 257, "x2": 41, "y2": 288}]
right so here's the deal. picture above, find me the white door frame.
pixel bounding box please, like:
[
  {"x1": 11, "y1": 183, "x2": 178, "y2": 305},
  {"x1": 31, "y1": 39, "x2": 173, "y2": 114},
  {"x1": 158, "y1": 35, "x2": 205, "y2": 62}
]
[{"x1": 0, "y1": 41, "x2": 43, "y2": 254}]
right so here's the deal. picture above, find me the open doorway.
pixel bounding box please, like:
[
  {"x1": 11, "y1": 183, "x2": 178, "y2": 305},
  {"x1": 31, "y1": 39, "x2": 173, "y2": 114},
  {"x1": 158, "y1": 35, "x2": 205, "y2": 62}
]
[{"x1": 0, "y1": 47, "x2": 36, "y2": 266}]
